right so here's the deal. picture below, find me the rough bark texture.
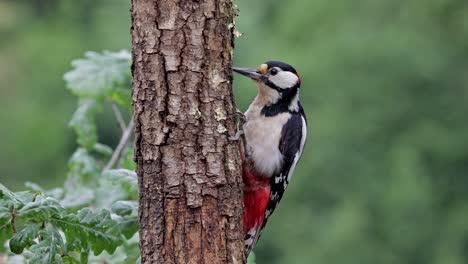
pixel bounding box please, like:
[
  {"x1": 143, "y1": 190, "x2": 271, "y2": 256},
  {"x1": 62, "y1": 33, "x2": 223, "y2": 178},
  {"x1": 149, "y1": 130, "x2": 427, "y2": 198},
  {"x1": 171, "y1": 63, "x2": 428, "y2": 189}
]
[{"x1": 131, "y1": 0, "x2": 244, "y2": 263}]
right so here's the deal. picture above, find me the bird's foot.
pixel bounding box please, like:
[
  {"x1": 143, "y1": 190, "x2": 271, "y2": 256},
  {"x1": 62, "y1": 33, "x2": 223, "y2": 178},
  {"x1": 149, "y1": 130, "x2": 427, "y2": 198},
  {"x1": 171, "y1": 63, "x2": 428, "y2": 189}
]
[
  {"x1": 228, "y1": 108, "x2": 246, "y2": 123},
  {"x1": 229, "y1": 129, "x2": 244, "y2": 141},
  {"x1": 228, "y1": 108, "x2": 246, "y2": 141}
]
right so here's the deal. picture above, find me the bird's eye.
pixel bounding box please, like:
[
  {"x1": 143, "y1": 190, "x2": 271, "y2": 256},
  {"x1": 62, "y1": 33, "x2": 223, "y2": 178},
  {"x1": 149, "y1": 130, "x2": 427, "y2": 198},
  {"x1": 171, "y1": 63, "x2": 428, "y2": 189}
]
[{"x1": 270, "y1": 68, "x2": 278, "y2": 75}]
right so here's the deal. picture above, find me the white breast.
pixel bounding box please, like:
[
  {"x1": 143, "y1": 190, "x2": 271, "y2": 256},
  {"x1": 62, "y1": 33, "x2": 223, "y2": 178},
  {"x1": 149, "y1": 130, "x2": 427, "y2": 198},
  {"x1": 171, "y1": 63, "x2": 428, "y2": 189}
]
[{"x1": 243, "y1": 101, "x2": 291, "y2": 177}]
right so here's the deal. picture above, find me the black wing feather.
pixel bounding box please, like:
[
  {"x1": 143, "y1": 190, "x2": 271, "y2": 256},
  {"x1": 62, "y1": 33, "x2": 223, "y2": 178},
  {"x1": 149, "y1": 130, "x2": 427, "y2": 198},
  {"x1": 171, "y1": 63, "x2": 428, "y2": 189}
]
[{"x1": 262, "y1": 112, "x2": 305, "y2": 227}]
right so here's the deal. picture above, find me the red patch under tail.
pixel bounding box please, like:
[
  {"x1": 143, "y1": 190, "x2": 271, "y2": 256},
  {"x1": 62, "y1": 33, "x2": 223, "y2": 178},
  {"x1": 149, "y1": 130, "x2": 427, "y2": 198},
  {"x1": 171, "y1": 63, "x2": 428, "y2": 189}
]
[{"x1": 242, "y1": 160, "x2": 270, "y2": 233}]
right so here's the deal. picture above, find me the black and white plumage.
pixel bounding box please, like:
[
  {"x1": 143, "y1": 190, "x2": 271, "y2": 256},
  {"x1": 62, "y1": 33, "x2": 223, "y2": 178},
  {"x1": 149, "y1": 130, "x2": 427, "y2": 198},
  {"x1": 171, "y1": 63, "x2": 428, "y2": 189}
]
[
  {"x1": 233, "y1": 61, "x2": 307, "y2": 257},
  {"x1": 266, "y1": 110, "x2": 307, "y2": 218}
]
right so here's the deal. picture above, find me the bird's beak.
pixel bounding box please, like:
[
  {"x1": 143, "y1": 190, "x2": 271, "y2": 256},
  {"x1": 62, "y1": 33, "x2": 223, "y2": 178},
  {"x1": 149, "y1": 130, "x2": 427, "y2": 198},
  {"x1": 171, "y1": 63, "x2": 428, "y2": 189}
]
[{"x1": 233, "y1": 67, "x2": 265, "y2": 82}]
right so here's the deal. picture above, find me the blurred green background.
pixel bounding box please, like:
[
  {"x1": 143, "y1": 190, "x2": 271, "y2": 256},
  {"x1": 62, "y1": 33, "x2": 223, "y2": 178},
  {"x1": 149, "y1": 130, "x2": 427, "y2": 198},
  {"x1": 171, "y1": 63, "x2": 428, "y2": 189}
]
[{"x1": 1, "y1": 0, "x2": 468, "y2": 263}]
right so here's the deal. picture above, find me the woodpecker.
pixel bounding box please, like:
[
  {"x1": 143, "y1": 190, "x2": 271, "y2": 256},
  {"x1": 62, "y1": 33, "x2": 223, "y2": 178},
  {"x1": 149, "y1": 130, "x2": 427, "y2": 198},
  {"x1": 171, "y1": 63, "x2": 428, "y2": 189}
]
[{"x1": 233, "y1": 61, "x2": 307, "y2": 257}]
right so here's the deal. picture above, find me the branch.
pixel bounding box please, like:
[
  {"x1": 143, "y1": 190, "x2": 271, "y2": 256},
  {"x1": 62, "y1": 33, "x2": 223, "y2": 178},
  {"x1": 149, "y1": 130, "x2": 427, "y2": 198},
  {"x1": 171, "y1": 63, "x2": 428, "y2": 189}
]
[
  {"x1": 10, "y1": 207, "x2": 17, "y2": 234},
  {"x1": 103, "y1": 120, "x2": 134, "y2": 171},
  {"x1": 117, "y1": 138, "x2": 131, "y2": 168},
  {"x1": 112, "y1": 103, "x2": 127, "y2": 132}
]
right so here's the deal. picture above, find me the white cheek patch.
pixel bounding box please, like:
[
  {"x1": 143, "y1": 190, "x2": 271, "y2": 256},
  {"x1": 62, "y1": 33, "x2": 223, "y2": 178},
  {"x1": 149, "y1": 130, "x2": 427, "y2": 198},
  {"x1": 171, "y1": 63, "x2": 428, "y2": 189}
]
[{"x1": 269, "y1": 71, "x2": 299, "y2": 89}]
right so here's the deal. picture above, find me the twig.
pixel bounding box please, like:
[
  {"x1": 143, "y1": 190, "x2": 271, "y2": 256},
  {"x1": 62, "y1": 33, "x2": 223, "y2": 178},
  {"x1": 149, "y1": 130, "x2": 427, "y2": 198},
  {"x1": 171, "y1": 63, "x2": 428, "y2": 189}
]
[
  {"x1": 112, "y1": 103, "x2": 126, "y2": 132},
  {"x1": 103, "y1": 120, "x2": 134, "y2": 171},
  {"x1": 117, "y1": 137, "x2": 132, "y2": 168},
  {"x1": 10, "y1": 207, "x2": 17, "y2": 234}
]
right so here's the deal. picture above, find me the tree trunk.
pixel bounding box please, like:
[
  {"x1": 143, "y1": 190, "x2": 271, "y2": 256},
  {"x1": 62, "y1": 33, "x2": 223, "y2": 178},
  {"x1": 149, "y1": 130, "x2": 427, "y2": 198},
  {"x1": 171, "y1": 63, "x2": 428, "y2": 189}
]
[{"x1": 131, "y1": 0, "x2": 244, "y2": 263}]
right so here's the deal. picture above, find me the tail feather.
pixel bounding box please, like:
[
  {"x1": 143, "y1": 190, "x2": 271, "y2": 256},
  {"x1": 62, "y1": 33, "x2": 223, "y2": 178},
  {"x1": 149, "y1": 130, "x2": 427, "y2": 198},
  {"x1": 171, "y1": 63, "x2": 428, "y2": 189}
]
[{"x1": 244, "y1": 226, "x2": 263, "y2": 257}]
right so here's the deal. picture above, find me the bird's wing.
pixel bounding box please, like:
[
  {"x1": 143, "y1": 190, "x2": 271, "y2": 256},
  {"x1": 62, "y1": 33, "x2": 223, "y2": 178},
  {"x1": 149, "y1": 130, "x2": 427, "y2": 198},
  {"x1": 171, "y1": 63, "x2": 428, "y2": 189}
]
[{"x1": 264, "y1": 112, "x2": 307, "y2": 226}]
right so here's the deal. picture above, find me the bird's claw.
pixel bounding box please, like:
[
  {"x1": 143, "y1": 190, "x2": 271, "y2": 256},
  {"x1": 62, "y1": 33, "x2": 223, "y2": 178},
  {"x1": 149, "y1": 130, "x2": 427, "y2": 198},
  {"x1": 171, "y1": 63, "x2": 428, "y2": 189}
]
[
  {"x1": 228, "y1": 108, "x2": 246, "y2": 141},
  {"x1": 229, "y1": 129, "x2": 244, "y2": 141},
  {"x1": 229, "y1": 108, "x2": 246, "y2": 123}
]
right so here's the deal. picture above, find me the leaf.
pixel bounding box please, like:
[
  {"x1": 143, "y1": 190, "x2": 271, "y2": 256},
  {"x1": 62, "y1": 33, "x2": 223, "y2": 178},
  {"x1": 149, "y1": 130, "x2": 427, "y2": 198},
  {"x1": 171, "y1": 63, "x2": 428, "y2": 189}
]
[
  {"x1": 60, "y1": 187, "x2": 94, "y2": 209},
  {"x1": 9, "y1": 223, "x2": 40, "y2": 254},
  {"x1": 0, "y1": 183, "x2": 34, "y2": 207},
  {"x1": 69, "y1": 99, "x2": 101, "y2": 149},
  {"x1": 93, "y1": 176, "x2": 128, "y2": 210},
  {"x1": 121, "y1": 236, "x2": 140, "y2": 264},
  {"x1": 45, "y1": 188, "x2": 65, "y2": 201},
  {"x1": 110, "y1": 87, "x2": 132, "y2": 110},
  {"x1": 24, "y1": 182, "x2": 65, "y2": 201},
  {"x1": 0, "y1": 222, "x2": 13, "y2": 253},
  {"x1": 64, "y1": 50, "x2": 131, "y2": 99},
  {"x1": 62, "y1": 148, "x2": 100, "y2": 208},
  {"x1": 111, "y1": 201, "x2": 137, "y2": 217},
  {"x1": 51, "y1": 208, "x2": 123, "y2": 255},
  {"x1": 0, "y1": 183, "x2": 17, "y2": 201},
  {"x1": 114, "y1": 215, "x2": 138, "y2": 240},
  {"x1": 24, "y1": 182, "x2": 44, "y2": 192},
  {"x1": 28, "y1": 225, "x2": 64, "y2": 264},
  {"x1": 111, "y1": 200, "x2": 139, "y2": 240},
  {"x1": 63, "y1": 255, "x2": 82, "y2": 264},
  {"x1": 80, "y1": 250, "x2": 90, "y2": 264},
  {"x1": 0, "y1": 200, "x2": 14, "y2": 253},
  {"x1": 68, "y1": 148, "x2": 101, "y2": 182},
  {"x1": 13, "y1": 192, "x2": 37, "y2": 206},
  {"x1": 0, "y1": 200, "x2": 14, "y2": 221},
  {"x1": 93, "y1": 143, "x2": 113, "y2": 157},
  {"x1": 17, "y1": 195, "x2": 65, "y2": 222},
  {"x1": 102, "y1": 169, "x2": 138, "y2": 198}
]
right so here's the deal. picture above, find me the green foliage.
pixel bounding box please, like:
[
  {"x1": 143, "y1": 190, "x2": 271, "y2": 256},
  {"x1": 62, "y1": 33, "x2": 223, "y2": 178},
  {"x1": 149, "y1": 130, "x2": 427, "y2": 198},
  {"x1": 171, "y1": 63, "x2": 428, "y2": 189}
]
[
  {"x1": 0, "y1": 169, "x2": 138, "y2": 263},
  {"x1": 9, "y1": 223, "x2": 40, "y2": 254},
  {"x1": 112, "y1": 201, "x2": 137, "y2": 217},
  {"x1": 64, "y1": 50, "x2": 131, "y2": 100},
  {"x1": 0, "y1": 51, "x2": 138, "y2": 263},
  {"x1": 103, "y1": 169, "x2": 138, "y2": 200},
  {"x1": 18, "y1": 195, "x2": 65, "y2": 222},
  {"x1": 0, "y1": 186, "x2": 131, "y2": 263},
  {"x1": 69, "y1": 99, "x2": 101, "y2": 149},
  {"x1": 64, "y1": 49, "x2": 132, "y2": 151},
  {"x1": 52, "y1": 209, "x2": 123, "y2": 255},
  {"x1": 28, "y1": 225, "x2": 64, "y2": 263}
]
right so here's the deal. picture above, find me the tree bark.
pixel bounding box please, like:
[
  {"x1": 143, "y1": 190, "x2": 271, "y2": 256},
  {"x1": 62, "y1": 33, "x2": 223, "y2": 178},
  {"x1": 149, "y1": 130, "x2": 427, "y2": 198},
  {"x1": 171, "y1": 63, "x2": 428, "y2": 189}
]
[{"x1": 131, "y1": 0, "x2": 244, "y2": 263}]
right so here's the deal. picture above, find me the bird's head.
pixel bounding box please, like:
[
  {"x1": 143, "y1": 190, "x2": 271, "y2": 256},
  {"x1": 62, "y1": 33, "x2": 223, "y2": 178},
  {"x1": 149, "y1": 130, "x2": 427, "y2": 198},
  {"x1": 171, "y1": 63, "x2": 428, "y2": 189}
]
[{"x1": 233, "y1": 61, "x2": 301, "y2": 107}]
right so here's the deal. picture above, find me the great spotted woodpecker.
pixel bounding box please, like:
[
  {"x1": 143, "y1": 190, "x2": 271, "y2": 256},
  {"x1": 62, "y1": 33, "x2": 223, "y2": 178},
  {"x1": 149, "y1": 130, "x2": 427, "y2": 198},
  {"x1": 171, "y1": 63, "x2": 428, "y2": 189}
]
[{"x1": 233, "y1": 61, "x2": 307, "y2": 257}]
